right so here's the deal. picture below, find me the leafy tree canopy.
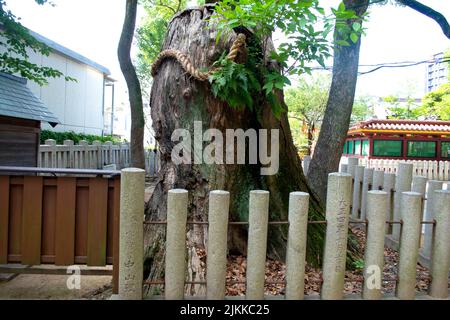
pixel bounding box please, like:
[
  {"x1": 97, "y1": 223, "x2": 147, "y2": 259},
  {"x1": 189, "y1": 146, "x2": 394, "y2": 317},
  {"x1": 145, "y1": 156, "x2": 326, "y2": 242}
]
[
  {"x1": 136, "y1": 0, "x2": 189, "y2": 99},
  {"x1": 415, "y1": 83, "x2": 450, "y2": 120},
  {"x1": 0, "y1": 0, "x2": 74, "y2": 85}
]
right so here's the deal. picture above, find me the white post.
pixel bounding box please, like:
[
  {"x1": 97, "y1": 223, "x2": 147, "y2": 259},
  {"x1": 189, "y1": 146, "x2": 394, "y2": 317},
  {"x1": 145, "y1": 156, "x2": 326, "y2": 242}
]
[
  {"x1": 412, "y1": 175, "x2": 427, "y2": 220},
  {"x1": 206, "y1": 190, "x2": 230, "y2": 300},
  {"x1": 429, "y1": 190, "x2": 450, "y2": 299},
  {"x1": 118, "y1": 168, "x2": 145, "y2": 300},
  {"x1": 246, "y1": 190, "x2": 269, "y2": 300},
  {"x1": 45, "y1": 139, "x2": 56, "y2": 168},
  {"x1": 92, "y1": 141, "x2": 102, "y2": 169},
  {"x1": 372, "y1": 170, "x2": 384, "y2": 191},
  {"x1": 285, "y1": 192, "x2": 309, "y2": 300},
  {"x1": 360, "y1": 167, "x2": 374, "y2": 221},
  {"x1": 422, "y1": 180, "x2": 443, "y2": 258},
  {"x1": 351, "y1": 165, "x2": 364, "y2": 220},
  {"x1": 79, "y1": 140, "x2": 88, "y2": 169},
  {"x1": 396, "y1": 191, "x2": 422, "y2": 300},
  {"x1": 321, "y1": 173, "x2": 352, "y2": 300},
  {"x1": 165, "y1": 189, "x2": 189, "y2": 300},
  {"x1": 383, "y1": 173, "x2": 396, "y2": 234},
  {"x1": 392, "y1": 163, "x2": 413, "y2": 241},
  {"x1": 363, "y1": 191, "x2": 387, "y2": 300},
  {"x1": 64, "y1": 139, "x2": 74, "y2": 168}
]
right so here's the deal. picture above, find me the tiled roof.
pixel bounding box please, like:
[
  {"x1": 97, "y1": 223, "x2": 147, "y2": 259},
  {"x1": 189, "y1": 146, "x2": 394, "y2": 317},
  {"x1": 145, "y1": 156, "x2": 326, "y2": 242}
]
[
  {"x1": 0, "y1": 73, "x2": 59, "y2": 126},
  {"x1": 349, "y1": 119, "x2": 450, "y2": 134}
]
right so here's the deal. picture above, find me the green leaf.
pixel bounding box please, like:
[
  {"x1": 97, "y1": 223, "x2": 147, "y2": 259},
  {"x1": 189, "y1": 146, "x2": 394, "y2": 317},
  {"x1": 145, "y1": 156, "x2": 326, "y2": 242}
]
[
  {"x1": 350, "y1": 32, "x2": 359, "y2": 44},
  {"x1": 352, "y1": 22, "x2": 361, "y2": 31}
]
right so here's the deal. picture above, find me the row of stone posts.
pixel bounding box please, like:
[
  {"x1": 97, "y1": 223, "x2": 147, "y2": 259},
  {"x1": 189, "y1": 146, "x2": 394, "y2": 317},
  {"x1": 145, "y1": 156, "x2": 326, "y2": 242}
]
[{"x1": 117, "y1": 167, "x2": 449, "y2": 300}]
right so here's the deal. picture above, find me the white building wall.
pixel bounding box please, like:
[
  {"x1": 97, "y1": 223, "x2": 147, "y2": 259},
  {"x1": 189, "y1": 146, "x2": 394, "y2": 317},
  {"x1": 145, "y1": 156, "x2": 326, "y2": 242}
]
[{"x1": 1, "y1": 34, "x2": 106, "y2": 135}]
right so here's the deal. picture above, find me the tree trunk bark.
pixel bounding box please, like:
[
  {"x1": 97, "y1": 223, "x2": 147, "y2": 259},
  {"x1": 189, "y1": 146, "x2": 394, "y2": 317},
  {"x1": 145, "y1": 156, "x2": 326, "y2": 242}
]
[
  {"x1": 144, "y1": 5, "x2": 358, "y2": 296},
  {"x1": 118, "y1": 0, "x2": 145, "y2": 169},
  {"x1": 307, "y1": 0, "x2": 369, "y2": 203}
]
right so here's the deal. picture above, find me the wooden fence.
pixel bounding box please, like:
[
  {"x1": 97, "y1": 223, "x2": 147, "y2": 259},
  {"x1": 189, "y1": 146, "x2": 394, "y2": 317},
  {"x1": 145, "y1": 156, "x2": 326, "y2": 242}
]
[
  {"x1": 356, "y1": 158, "x2": 450, "y2": 181},
  {"x1": 0, "y1": 171, "x2": 121, "y2": 293},
  {"x1": 38, "y1": 139, "x2": 159, "y2": 176},
  {"x1": 115, "y1": 168, "x2": 449, "y2": 300}
]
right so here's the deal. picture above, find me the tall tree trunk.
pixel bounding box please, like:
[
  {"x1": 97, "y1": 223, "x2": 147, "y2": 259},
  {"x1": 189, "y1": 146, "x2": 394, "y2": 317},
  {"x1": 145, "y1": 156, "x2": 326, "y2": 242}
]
[
  {"x1": 118, "y1": 0, "x2": 145, "y2": 168},
  {"x1": 143, "y1": 5, "x2": 359, "y2": 297},
  {"x1": 307, "y1": 0, "x2": 369, "y2": 203}
]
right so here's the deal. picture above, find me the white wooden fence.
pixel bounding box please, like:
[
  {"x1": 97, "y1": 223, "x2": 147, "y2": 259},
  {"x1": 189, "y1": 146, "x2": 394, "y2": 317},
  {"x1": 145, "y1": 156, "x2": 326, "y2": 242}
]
[
  {"x1": 115, "y1": 167, "x2": 450, "y2": 300},
  {"x1": 357, "y1": 158, "x2": 450, "y2": 181},
  {"x1": 38, "y1": 139, "x2": 159, "y2": 176}
]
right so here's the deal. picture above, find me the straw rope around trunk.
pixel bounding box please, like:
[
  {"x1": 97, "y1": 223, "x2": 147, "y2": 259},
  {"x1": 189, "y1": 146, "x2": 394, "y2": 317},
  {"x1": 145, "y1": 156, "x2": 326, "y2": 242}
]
[{"x1": 151, "y1": 34, "x2": 247, "y2": 81}]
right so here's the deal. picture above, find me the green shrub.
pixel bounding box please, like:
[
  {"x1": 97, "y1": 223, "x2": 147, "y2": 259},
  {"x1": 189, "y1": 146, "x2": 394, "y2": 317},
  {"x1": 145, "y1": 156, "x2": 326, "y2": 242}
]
[{"x1": 40, "y1": 130, "x2": 123, "y2": 145}]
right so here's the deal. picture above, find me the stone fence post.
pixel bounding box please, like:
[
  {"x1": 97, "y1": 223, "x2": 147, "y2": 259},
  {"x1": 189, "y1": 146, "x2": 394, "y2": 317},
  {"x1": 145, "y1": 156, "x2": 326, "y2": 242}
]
[
  {"x1": 118, "y1": 168, "x2": 145, "y2": 300},
  {"x1": 321, "y1": 172, "x2": 352, "y2": 300},
  {"x1": 360, "y1": 167, "x2": 374, "y2": 220},
  {"x1": 422, "y1": 180, "x2": 443, "y2": 259},
  {"x1": 429, "y1": 190, "x2": 450, "y2": 299},
  {"x1": 206, "y1": 190, "x2": 230, "y2": 300},
  {"x1": 63, "y1": 140, "x2": 74, "y2": 168},
  {"x1": 383, "y1": 173, "x2": 396, "y2": 234},
  {"x1": 302, "y1": 155, "x2": 311, "y2": 175},
  {"x1": 246, "y1": 190, "x2": 270, "y2": 300},
  {"x1": 351, "y1": 165, "x2": 364, "y2": 220},
  {"x1": 363, "y1": 190, "x2": 387, "y2": 300},
  {"x1": 392, "y1": 163, "x2": 413, "y2": 241},
  {"x1": 165, "y1": 189, "x2": 189, "y2": 300},
  {"x1": 396, "y1": 192, "x2": 422, "y2": 300},
  {"x1": 285, "y1": 192, "x2": 309, "y2": 300}
]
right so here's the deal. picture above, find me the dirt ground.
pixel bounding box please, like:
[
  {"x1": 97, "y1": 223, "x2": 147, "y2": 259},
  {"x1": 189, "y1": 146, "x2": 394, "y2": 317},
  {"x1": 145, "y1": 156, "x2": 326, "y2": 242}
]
[{"x1": 0, "y1": 274, "x2": 113, "y2": 300}]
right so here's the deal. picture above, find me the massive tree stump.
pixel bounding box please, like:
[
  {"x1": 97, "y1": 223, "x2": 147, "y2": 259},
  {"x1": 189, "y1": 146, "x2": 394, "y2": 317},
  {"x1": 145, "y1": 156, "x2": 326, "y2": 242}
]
[{"x1": 143, "y1": 5, "x2": 356, "y2": 296}]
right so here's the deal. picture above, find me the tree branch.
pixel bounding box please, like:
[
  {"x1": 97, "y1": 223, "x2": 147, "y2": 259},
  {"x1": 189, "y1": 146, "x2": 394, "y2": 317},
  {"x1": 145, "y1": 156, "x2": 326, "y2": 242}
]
[{"x1": 398, "y1": 0, "x2": 450, "y2": 39}]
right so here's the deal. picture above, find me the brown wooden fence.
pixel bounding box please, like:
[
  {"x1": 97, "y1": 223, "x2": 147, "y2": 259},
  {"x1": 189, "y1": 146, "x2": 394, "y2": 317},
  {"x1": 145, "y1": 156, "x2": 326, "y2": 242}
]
[{"x1": 0, "y1": 171, "x2": 120, "y2": 292}]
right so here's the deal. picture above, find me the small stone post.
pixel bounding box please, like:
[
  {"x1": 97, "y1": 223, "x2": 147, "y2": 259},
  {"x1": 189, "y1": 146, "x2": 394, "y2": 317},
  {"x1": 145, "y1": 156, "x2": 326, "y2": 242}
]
[
  {"x1": 285, "y1": 192, "x2": 309, "y2": 300},
  {"x1": 347, "y1": 157, "x2": 359, "y2": 208},
  {"x1": 422, "y1": 180, "x2": 443, "y2": 258},
  {"x1": 429, "y1": 190, "x2": 450, "y2": 299},
  {"x1": 360, "y1": 167, "x2": 374, "y2": 220},
  {"x1": 45, "y1": 139, "x2": 56, "y2": 168},
  {"x1": 303, "y1": 155, "x2": 311, "y2": 175},
  {"x1": 347, "y1": 157, "x2": 359, "y2": 176},
  {"x1": 321, "y1": 173, "x2": 352, "y2": 300},
  {"x1": 412, "y1": 175, "x2": 427, "y2": 219},
  {"x1": 396, "y1": 191, "x2": 422, "y2": 300},
  {"x1": 351, "y1": 165, "x2": 364, "y2": 220},
  {"x1": 392, "y1": 163, "x2": 413, "y2": 241},
  {"x1": 206, "y1": 190, "x2": 230, "y2": 300},
  {"x1": 340, "y1": 163, "x2": 348, "y2": 173},
  {"x1": 118, "y1": 168, "x2": 145, "y2": 300},
  {"x1": 363, "y1": 191, "x2": 387, "y2": 300},
  {"x1": 246, "y1": 190, "x2": 270, "y2": 300},
  {"x1": 372, "y1": 170, "x2": 384, "y2": 191},
  {"x1": 383, "y1": 173, "x2": 396, "y2": 234},
  {"x1": 165, "y1": 189, "x2": 189, "y2": 300}
]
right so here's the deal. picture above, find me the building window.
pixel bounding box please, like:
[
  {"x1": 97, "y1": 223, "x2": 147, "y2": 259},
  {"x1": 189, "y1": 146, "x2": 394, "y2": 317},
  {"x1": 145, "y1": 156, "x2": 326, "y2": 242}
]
[
  {"x1": 362, "y1": 140, "x2": 369, "y2": 156},
  {"x1": 343, "y1": 141, "x2": 347, "y2": 154},
  {"x1": 355, "y1": 140, "x2": 361, "y2": 155},
  {"x1": 407, "y1": 141, "x2": 436, "y2": 158},
  {"x1": 441, "y1": 142, "x2": 450, "y2": 158},
  {"x1": 373, "y1": 140, "x2": 402, "y2": 157},
  {"x1": 348, "y1": 140, "x2": 354, "y2": 154}
]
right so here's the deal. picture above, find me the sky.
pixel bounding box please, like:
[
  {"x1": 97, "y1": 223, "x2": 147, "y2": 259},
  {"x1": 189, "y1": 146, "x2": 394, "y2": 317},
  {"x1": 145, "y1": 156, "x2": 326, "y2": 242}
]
[{"x1": 4, "y1": 0, "x2": 450, "y2": 113}]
